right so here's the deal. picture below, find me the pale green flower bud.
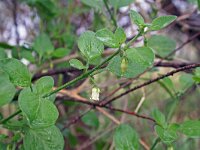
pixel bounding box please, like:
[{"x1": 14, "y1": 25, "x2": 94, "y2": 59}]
[{"x1": 90, "y1": 87, "x2": 100, "y2": 101}]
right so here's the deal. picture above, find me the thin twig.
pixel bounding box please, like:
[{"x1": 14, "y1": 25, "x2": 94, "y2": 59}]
[
  {"x1": 57, "y1": 97, "x2": 155, "y2": 123},
  {"x1": 102, "y1": 63, "x2": 200, "y2": 105}
]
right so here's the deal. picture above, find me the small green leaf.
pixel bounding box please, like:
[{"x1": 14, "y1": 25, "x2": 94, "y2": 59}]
[
  {"x1": 52, "y1": 48, "x2": 70, "y2": 58},
  {"x1": 193, "y1": 67, "x2": 200, "y2": 83},
  {"x1": 158, "y1": 77, "x2": 177, "y2": 101},
  {"x1": 34, "y1": 76, "x2": 54, "y2": 96},
  {"x1": 0, "y1": 58, "x2": 32, "y2": 87},
  {"x1": 198, "y1": 0, "x2": 200, "y2": 10},
  {"x1": 152, "y1": 109, "x2": 167, "y2": 128},
  {"x1": 69, "y1": 59, "x2": 86, "y2": 70},
  {"x1": 33, "y1": 33, "x2": 54, "y2": 57},
  {"x1": 109, "y1": 0, "x2": 134, "y2": 8},
  {"x1": 0, "y1": 48, "x2": 7, "y2": 59},
  {"x1": 155, "y1": 124, "x2": 178, "y2": 145},
  {"x1": 179, "y1": 74, "x2": 194, "y2": 91},
  {"x1": 18, "y1": 88, "x2": 40, "y2": 122},
  {"x1": 21, "y1": 50, "x2": 35, "y2": 63},
  {"x1": 62, "y1": 129, "x2": 77, "y2": 147},
  {"x1": 0, "y1": 71, "x2": 16, "y2": 106},
  {"x1": 179, "y1": 120, "x2": 200, "y2": 138},
  {"x1": 108, "y1": 47, "x2": 154, "y2": 78},
  {"x1": 114, "y1": 124, "x2": 139, "y2": 150},
  {"x1": 96, "y1": 27, "x2": 126, "y2": 48},
  {"x1": 34, "y1": 76, "x2": 55, "y2": 102},
  {"x1": 115, "y1": 27, "x2": 126, "y2": 46},
  {"x1": 97, "y1": 28, "x2": 119, "y2": 47},
  {"x1": 78, "y1": 31, "x2": 104, "y2": 62},
  {"x1": 31, "y1": 100, "x2": 59, "y2": 129},
  {"x1": 130, "y1": 10, "x2": 145, "y2": 27},
  {"x1": 81, "y1": 111, "x2": 99, "y2": 128},
  {"x1": 27, "y1": 0, "x2": 56, "y2": 20},
  {"x1": 160, "y1": 77, "x2": 176, "y2": 93},
  {"x1": 24, "y1": 125, "x2": 64, "y2": 150},
  {"x1": 147, "y1": 35, "x2": 176, "y2": 58},
  {"x1": 151, "y1": 15, "x2": 177, "y2": 30},
  {"x1": 81, "y1": 0, "x2": 103, "y2": 11},
  {"x1": 0, "y1": 42, "x2": 14, "y2": 49}
]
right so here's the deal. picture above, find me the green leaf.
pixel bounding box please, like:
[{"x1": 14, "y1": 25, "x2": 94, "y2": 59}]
[
  {"x1": 151, "y1": 15, "x2": 177, "y2": 30},
  {"x1": 27, "y1": 0, "x2": 56, "y2": 20},
  {"x1": 109, "y1": 0, "x2": 134, "y2": 8},
  {"x1": 21, "y1": 50, "x2": 35, "y2": 63},
  {"x1": 0, "y1": 42, "x2": 14, "y2": 49},
  {"x1": 18, "y1": 88, "x2": 40, "y2": 122},
  {"x1": 81, "y1": 111, "x2": 99, "y2": 128},
  {"x1": 78, "y1": 31, "x2": 104, "y2": 62},
  {"x1": 95, "y1": 27, "x2": 126, "y2": 48},
  {"x1": 62, "y1": 129, "x2": 77, "y2": 147},
  {"x1": 34, "y1": 76, "x2": 54, "y2": 96},
  {"x1": 0, "y1": 58, "x2": 32, "y2": 87},
  {"x1": 158, "y1": 77, "x2": 177, "y2": 101},
  {"x1": 81, "y1": 0, "x2": 103, "y2": 11},
  {"x1": 160, "y1": 77, "x2": 176, "y2": 93},
  {"x1": 31, "y1": 100, "x2": 59, "y2": 129},
  {"x1": 179, "y1": 120, "x2": 200, "y2": 138},
  {"x1": 0, "y1": 48, "x2": 7, "y2": 59},
  {"x1": 115, "y1": 28, "x2": 127, "y2": 45},
  {"x1": 0, "y1": 71, "x2": 16, "y2": 106},
  {"x1": 108, "y1": 47, "x2": 154, "y2": 78},
  {"x1": 114, "y1": 124, "x2": 139, "y2": 150},
  {"x1": 95, "y1": 28, "x2": 116, "y2": 47},
  {"x1": 152, "y1": 109, "x2": 167, "y2": 128},
  {"x1": 33, "y1": 33, "x2": 54, "y2": 57},
  {"x1": 193, "y1": 67, "x2": 200, "y2": 83},
  {"x1": 155, "y1": 124, "x2": 178, "y2": 145},
  {"x1": 130, "y1": 10, "x2": 145, "y2": 27},
  {"x1": 179, "y1": 74, "x2": 194, "y2": 91},
  {"x1": 69, "y1": 59, "x2": 86, "y2": 70},
  {"x1": 52, "y1": 48, "x2": 70, "y2": 58},
  {"x1": 24, "y1": 125, "x2": 64, "y2": 150},
  {"x1": 147, "y1": 35, "x2": 176, "y2": 57}
]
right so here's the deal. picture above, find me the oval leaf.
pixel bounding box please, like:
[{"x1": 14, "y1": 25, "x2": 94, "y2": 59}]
[
  {"x1": 114, "y1": 27, "x2": 126, "y2": 46},
  {"x1": 108, "y1": 47, "x2": 154, "y2": 78},
  {"x1": 130, "y1": 10, "x2": 145, "y2": 27},
  {"x1": 69, "y1": 59, "x2": 86, "y2": 70},
  {"x1": 155, "y1": 124, "x2": 178, "y2": 145},
  {"x1": 114, "y1": 124, "x2": 139, "y2": 150},
  {"x1": 34, "y1": 76, "x2": 54, "y2": 96},
  {"x1": 179, "y1": 120, "x2": 200, "y2": 138},
  {"x1": 0, "y1": 58, "x2": 32, "y2": 87},
  {"x1": 96, "y1": 27, "x2": 126, "y2": 48},
  {"x1": 21, "y1": 50, "x2": 35, "y2": 63},
  {"x1": 0, "y1": 71, "x2": 16, "y2": 106},
  {"x1": 24, "y1": 125, "x2": 64, "y2": 150},
  {"x1": 52, "y1": 48, "x2": 70, "y2": 58},
  {"x1": 81, "y1": 0, "x2": 103, "y2": 11},
  {"x1": 31, "y1": 100, "x2": 59, "y2": 129},
  {"x1": 0, "y1": 48, "x2": 7, "y2": 59},
  {"x1": 151, "y1": 15, "x2": 177, "y2": 30},
  {"x1": 152, "y1": 109, "x2": 167, "y2": 128},
  {"x1": 33, "y1": 33, "x2": 54, "y2": 57},
  {"x1": 18, "y1": 88, "x2": 40, "y2": 122},
  {"x1": 81, "y1": 111, "x2": 99, "y2": 128},
  {"x1": 109, "y1": 0, "x2": 134, "y2": 8},
  {"x1": 78, "y1": 31, "x2": 104, "y2": 62}
]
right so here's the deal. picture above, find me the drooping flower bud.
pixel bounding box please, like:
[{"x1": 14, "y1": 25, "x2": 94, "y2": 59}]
[
  {"x1": 121, "y1": 57, "x2": 128, "y2": 74},
  {"x1": 90, "y1": 87, "x2": 100, "y2": 101}
]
